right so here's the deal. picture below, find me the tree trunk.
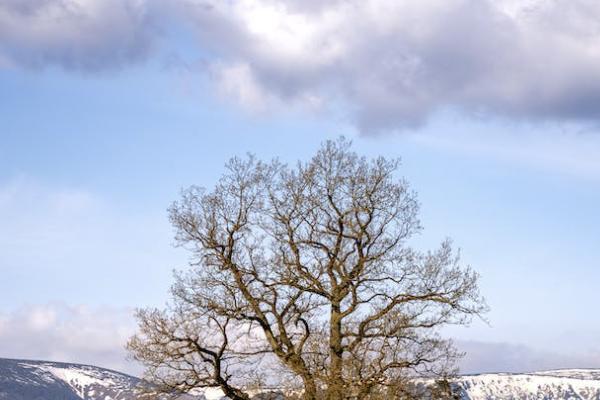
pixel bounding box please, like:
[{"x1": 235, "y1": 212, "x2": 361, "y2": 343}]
[{"x1": 327, "y1": 301, "x2": 344, "y2": 400}]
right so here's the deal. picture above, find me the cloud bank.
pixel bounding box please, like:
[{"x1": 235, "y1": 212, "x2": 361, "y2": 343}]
[
  {"x1": 4, "y1": 0, "x2": 600, "y2": 130},
  {"x1": 0, "y1": 303, "x2": 139, "y2": 375}
]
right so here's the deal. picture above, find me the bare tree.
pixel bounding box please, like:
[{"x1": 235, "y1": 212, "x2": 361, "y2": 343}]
[{"x1": 128, "y1": 138, "x2": 487, "y2": 400}]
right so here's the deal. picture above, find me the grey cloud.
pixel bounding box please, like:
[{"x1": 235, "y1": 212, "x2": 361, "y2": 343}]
[
  {"x1": 456, "y1": 340, "x2": 600, "y2": 374},
  {"x1": 4, "y1": 0, "x2": 600, "y2": 132},
  {"x1": 179, "y1": 0, "x2": 600, "y2": 133},
  {"x1": 0, "y1": 0, "x2": 158, "y2": 71},
  {"x1": 166, "y1": 0, "x2": 600, "y2": 133}
]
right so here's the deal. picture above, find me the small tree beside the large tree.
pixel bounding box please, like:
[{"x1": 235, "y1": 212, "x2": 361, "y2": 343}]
[{"x1": 128, "y1": 139, "x2": 486, "y2": 400}]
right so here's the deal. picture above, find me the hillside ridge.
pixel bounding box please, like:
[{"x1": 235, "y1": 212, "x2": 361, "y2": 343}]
[{"x1": 2, "y1": 357, "x2": 600, "y2": 400}]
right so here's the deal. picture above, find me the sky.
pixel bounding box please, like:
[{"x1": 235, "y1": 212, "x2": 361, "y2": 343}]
[{"x1": 1, "y1": 0, "x2": 600, "y2": 376}]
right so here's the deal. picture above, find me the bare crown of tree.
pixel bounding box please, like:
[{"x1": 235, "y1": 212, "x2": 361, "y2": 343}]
[{"x1": 128, "y1": 138, "x2": 487, "y2": 400}]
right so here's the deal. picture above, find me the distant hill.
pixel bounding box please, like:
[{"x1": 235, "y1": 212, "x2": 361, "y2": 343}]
[
  {"x1": 1, "y1": 357, "x2": 600, "y2": 399},
  {"x1": 453, "y1": 369, "x2": 600, "y2": 399},
  {"x1": 0, "y1": 357, "x2": 151, "y2": 400}
]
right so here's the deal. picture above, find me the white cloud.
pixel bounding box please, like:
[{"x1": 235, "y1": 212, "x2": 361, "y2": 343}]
[
  {"x1": 5, "y1": 0, "x2": 600, "y2": 132},
  {"x1": 0, "y1": 303, "x2": 139, "y2": 375},
  {"x1": 212, "y1": 61, "x2": 273, "y2": 112}
]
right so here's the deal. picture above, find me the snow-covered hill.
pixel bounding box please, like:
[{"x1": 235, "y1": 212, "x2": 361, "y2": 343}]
[
  {"x1": 454, "y1": 369, "x2": 600, "y2": 399},
  {"x1": 1, "y1": 357, "x2": 599, "y2": 399},
  {"x1": 0, "y1": 357, "x2": 150, "y2": 400}
]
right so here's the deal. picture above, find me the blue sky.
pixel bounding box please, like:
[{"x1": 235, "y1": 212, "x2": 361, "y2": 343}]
[{"x1": 1, "y1": 0, "x2": 600, "y2": 375}]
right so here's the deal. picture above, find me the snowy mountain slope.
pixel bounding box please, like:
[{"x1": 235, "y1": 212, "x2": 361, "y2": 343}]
[
  {"x1": 0, "y1": 357, "x2": 153, "y2": 400},
  {"x1": 1, "y1": 357, "x2": 599, "y2": 400},
  {"x1": 454, "y1": 369, "x2": 600, "y2": 399},
  {"x1": 0, "y1": 358, "x2": 206, "y2": 400}
]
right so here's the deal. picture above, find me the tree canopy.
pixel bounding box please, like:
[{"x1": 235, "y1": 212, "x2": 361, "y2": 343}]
[{"x1": 128, "y1": 138, "x2": 487, "y2": 400}]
